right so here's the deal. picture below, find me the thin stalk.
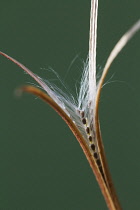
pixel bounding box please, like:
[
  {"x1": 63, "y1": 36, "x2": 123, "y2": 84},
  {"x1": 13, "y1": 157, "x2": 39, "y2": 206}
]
[
  {"x1": 95, "y1": 112, "x2": 122, "y2": 210},
  {"x1": 95, "y1": 20, "x2": 140, "y2": 210}
]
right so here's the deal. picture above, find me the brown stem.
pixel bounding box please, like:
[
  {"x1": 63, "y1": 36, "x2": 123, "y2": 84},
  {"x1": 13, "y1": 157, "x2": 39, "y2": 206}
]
[
  {"x1": 95, "y1": 81, "x2": 122, "y2": 210},
  {"x1": 95, "y1": 112, "x2": 122, "y2": 210}
]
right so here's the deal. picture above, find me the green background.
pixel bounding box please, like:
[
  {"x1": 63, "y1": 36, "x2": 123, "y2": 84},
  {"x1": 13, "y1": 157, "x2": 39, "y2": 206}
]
[{"x1": 0, "y1": 0, "x2": 140, "y2": 209}]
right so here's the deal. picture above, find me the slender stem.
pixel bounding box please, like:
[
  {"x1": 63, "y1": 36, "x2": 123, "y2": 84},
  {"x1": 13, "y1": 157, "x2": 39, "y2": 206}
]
[
  {"x1": 94, "y1": 20, "x2": 140, "y2": 210},
  {"x1": 20, "y1": 85, "x2": 117, "y2": 210},
  {"x1": 95, "y1": 112, "x2": 122, "y2": 210}
]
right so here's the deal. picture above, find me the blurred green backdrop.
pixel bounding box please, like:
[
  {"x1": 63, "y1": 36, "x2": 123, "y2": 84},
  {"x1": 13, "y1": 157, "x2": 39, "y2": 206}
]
[{"x1": 0, "y1": 0, "x2": 140, "y2": 209}]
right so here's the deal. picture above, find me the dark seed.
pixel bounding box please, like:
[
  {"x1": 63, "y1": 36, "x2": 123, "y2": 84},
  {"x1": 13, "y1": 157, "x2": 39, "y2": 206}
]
[
  {"x1": 98, "y1": 166, "x2": 106, "y2": 182},
  {"x1": 82, "y1": 118, "x2": 86, "y2": 124},
  {"x1": 96, "y1": 159, "x2": 101, "y2": 166},
  {"x1": 81, "y1": 111, "x2": 85, "y2": 118},
  {"x1": 86, "y1": 127, "x2": 90, "y2": 134},
  {"x1": 89, "y1": 136, "x2": 92, "y2": 142},
  {"x1": 99, "y1": 166, "x2": 104, "y2": 174},
  {"x1": 94, "y1": 152, "x2": 98, "y2": 159},
  {"x1": 91, "y1": 144, "x2": 95, "y2": 151}
]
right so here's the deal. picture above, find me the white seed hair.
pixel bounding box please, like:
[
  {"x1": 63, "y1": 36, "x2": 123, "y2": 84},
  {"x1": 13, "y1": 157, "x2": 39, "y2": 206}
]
[{"x1": 0, "y1": 0, "x2": 140, "y2": 146}]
